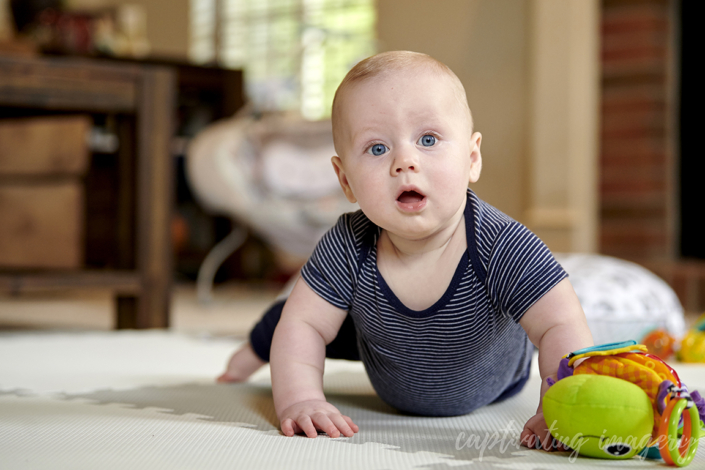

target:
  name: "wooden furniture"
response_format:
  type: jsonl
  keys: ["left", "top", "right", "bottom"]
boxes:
{"left": 0, "top": 55, "right": 175, "bottom": 328}
{"left": 0, "top": 116, "right": 89, "bottom": 269}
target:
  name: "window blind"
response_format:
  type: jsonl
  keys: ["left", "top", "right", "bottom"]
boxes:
{"left": 189, "top": 0, "right": 376, "bottom": 119}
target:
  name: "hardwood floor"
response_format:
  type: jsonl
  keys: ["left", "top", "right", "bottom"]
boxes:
{"left": 0, "top": 282, "right": 280, "bottom": 337}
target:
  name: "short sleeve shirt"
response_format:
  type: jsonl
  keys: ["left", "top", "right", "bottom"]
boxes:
{"left": 301, "top": 189, "right": 566, "bottom": 416}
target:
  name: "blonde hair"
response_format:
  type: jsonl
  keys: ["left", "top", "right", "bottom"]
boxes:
{"left": 331, "top": 51, "right": 473, "bottom": 149}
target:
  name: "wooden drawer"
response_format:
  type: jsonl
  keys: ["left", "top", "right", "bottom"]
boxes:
{"left": 0, "top": 116, "right": 90, "bottom": 176}
{"left": 0, "top": 182, "right": 84, "bottom": 268}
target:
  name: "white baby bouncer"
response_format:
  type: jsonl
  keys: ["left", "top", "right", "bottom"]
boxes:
{"left": 186, "top": 108, "right": 358, "bottom": 302}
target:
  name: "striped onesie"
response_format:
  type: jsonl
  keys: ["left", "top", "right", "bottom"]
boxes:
{"left": 252, "top": 189, "right": 566, "bottom": 416}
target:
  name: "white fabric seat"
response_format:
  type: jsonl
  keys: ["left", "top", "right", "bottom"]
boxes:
{"left": 186, "top": 112, "right": 357, "bottom": 301}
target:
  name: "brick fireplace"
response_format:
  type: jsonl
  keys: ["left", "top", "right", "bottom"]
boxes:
{"left": 600, "top": 0, "right": 705, "bottom": 312}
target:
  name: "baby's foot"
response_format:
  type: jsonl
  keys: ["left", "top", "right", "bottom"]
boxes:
{"left": 217, "top": 343, "right": 267, "bottom": 383}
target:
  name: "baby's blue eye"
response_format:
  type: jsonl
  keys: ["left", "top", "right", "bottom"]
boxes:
{"left": 368, "top": 144, "right": 388, "bottom": 156}
{"left": 419, "top": 135, "right": 436, "bottom": 147}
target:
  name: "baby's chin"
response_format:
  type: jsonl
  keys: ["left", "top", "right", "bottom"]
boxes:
{"left": 358, "top": 198, "right": 458, "bottom": 232}
{"left": 380, "top": 218, "right": 455, "bottom": 242}
{"left": 393, "top": 210, "right": 468, "bottom": 241}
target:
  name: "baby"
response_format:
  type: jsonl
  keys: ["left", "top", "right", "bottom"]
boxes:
{"left": 219, "top": 51, "right": 593, "bottom": 450}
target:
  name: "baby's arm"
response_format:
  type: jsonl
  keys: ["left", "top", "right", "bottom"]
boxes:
{"left": 518, "top": 278, "right": 593, "bottom": 450}
{"left": 270, "top": 277, "right": 359, "bottom": 438}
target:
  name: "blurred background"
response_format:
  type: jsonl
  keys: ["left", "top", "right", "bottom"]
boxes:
{"left": 0, "top": 0, "right": 702, "bottom": 340}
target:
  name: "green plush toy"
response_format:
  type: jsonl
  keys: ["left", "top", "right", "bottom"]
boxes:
{"left": 542, "top": 341, "right": 703, "bottom": 466}
{"left": 543, "top": 374, "right": 654, "bottom": 459}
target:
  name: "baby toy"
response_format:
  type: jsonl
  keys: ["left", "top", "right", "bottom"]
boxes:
{"left": 642, "top": 328, "right": 677, "bottom": 359}
{"left": 543, "top": 341, "right": 705, "bottom": 466}
{"left": 679, "top": 314, "right": 705, "bottom": 363}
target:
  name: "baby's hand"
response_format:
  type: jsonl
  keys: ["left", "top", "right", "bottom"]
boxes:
{"left": 279, "top": 399, "right": 359, "bottom": 438}
{"left": 520, "top": 412, "right": 568, "bottom": 452}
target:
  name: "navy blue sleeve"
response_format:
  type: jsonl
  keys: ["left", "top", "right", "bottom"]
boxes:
{"left": 300, "top": 213, "right": 360, "bottom": 310}
{"left": 485, "top": 221, "right": 567, "bottom": 322}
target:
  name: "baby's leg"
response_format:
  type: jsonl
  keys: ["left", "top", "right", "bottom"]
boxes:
{"left": 217, "top": 299, "right": 285, "bottom": 383}
{"left": 217, "top": 297, "right": 359, "bottom": 382}
{"left": 217, "top": 342, "right": 266, "bottom": 383}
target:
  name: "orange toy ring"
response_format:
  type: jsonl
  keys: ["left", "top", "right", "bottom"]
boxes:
{"left": 657, "top": 398, "right": 700, "bottom": 466}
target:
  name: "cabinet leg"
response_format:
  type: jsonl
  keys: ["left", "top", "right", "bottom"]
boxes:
{"left": 115, "top": 296, "right": 138, "bottom": 329}
{"left": 115, "top": 289, "right": 169, "bottom": 329}
{"left": 135, "top": 67, "right": 174, "bottom": 331}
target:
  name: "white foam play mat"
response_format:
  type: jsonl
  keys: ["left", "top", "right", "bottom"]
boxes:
{"left": 2, "top": 331, "right": 705, "bottom": 469}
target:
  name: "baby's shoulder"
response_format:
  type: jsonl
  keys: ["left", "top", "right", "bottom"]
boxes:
{"left": 469, "top": 191, "right": 547, "bottom": 266}
{"left": 469, "top": 191, "right": 518, "bottom": 242}
{"left": 333, "top": 209, "right": 378, "bottom": 243}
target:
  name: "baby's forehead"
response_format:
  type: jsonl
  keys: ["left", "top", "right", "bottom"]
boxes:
{"left": 351, "top": 65, "right": 452, "bottom": 93}
{"left": 333, "top": 67, "right": 471, "bottom": 136}
{"left": 337, "top": 67, "right": 464, "bottom": 117}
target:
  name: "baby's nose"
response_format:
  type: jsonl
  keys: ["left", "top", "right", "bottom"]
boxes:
{"left": 393, "top": 152, "right": 419, "bottom": 174}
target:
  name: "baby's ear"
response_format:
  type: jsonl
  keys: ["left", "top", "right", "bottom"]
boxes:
{"left": 468, "top": 132, "right": 482, "bottom": 183}
{"left": 331, "top": 156, "right": 358, "bottom": 203}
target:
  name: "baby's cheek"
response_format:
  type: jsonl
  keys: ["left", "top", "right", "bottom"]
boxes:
{"left": 436, "top": 173, "right": 467, "bottom": 197}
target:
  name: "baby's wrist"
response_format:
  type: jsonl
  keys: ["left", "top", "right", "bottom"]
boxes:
{"left": 274, "top": 391, "right": 327, "bottom": 416}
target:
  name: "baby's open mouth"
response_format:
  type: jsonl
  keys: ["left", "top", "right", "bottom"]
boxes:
{"left": 397, "top": 190, "right": 425, "bottom": 204}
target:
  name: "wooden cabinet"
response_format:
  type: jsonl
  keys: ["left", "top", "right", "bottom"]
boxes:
{"left": 0, "top": 115, "right": 90, "bottom": 175}
{"left": 0, "top": 115, "right": 89, "bottom": 269}
{"left": 0, "top": 181, "right": 84, "bottom": 268}
{"left": 0, "top": 55, "right": 175, "bottom": 329}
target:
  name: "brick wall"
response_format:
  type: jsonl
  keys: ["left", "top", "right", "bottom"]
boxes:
{"left": 600, "top": 0, "right": 671, "bottom": 260}
{"left": 600, "top": 0, "right": 705, "bottom": 312}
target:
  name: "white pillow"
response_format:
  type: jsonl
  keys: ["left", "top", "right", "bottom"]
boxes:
{"left": 554, "top": 253, "right": 686, "bottom": 345}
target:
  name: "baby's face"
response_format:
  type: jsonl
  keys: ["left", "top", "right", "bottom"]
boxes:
{"left": 332, "top": 68, "right": 482, "bottom": 240}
